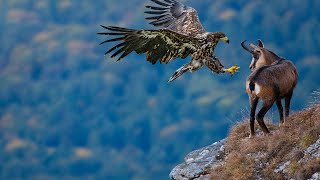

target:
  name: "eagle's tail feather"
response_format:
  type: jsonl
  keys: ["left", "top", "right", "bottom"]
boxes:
{"left": 167, "top": 64, "right": 190, "bottom": 82}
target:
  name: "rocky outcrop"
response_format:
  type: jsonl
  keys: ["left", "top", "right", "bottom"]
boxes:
{"left": 169, "top": 139, "right": 226, "bottom": 180}
{"left": 170, "top": 137, "right": 320, "bottom": 180}
{"left": 170, "top": 105, "right": 320, "bottom": 180}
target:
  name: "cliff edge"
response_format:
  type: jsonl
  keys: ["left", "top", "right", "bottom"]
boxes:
{"left": 170, "top": 104, "right": 320, "bottom": 180}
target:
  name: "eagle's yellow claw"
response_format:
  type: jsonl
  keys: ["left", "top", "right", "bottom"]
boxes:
{"left": 223, "top": 65, "right": 240, "bottom": 77}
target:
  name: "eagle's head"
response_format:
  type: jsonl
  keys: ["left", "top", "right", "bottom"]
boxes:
{"left": 209, "top": 32, "right": 229, "bottom": 44}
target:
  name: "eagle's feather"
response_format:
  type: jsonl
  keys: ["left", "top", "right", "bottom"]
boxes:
{"left": 98, "top": 25, "right": 199, "bottom": 64}
{"left": 145, "top": 0, "right": 206, "bottom": 36}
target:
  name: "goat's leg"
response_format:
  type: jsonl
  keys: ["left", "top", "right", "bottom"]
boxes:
{"left": 256, "top": 100, "right": 274, "bottom": 134}
{"left": 249, "top": 97, "right": 259, "bottom": 138}
{"left": 285, "top": 91, "right": 293, "bottom": 120}
{"left": 275, "top": 100, "right": 284, "bottom": 126}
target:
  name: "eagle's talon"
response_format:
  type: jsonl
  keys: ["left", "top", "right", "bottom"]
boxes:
{"left": 223, "top": 65, "right": 240, "bottom": 76}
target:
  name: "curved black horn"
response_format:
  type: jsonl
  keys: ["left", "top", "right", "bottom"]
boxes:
{"left": 241, "top": 40, "right": 253, "bottom": 53}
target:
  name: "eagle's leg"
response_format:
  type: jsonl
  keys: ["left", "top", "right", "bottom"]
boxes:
{"left": 206, "top": 56, "right": 225, "bottom": 74}
{"left": 167, "top": 63, "right": 192, "bottom": 82}
{"left": 207, "top": 56, "right": 240, "bottom": 76}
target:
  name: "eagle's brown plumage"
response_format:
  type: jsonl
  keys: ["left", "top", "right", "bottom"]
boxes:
{"left": 98, "top": 26, "right": 199, "bottom": 64}
{"left": 98, "top": 0, "right": 239, "bottom": 82}
{"left": 145, "top": 0, "right": 206, "bottom": 37}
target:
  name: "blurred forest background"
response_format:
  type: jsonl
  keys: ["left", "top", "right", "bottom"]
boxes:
{"left": 0, "top": 0, "right": 319, "bottom": 179}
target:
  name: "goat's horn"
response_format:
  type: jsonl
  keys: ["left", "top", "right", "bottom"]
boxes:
{"left": 241, "top": 40, "right": 253, "bottom": 53}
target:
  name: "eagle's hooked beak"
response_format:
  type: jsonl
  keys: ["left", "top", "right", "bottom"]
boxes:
{"left": 220, "top": 37, "right": 230, "bottom": 44}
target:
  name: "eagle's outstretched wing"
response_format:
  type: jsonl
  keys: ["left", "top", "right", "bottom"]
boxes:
{"left": 145, "top": 0, "right": 206, "bottom": 36}
{"left": 98, "top": 25, "right": 199, "bottom": 64}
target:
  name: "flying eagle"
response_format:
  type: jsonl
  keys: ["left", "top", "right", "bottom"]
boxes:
{"left": 98, "top": 0, "right": 239, "bottom": 82}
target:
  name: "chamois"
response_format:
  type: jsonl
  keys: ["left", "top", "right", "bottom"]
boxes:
{"left": 241, "top": 40, "right": 298, "bottom": 138}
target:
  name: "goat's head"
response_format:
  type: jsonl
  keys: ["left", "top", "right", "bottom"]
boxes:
{"left": 241, "top": 39, "right": 278, "bottom": 71}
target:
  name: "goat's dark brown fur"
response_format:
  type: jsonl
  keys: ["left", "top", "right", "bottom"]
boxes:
{"left": 242, "top": 40, "right": 298, "bottom": 138}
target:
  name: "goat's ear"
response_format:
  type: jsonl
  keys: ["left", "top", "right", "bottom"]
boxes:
{"left": 258, "top": 39, "right": 264, "bottom": 48}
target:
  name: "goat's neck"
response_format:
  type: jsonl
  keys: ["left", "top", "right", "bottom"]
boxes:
{"left": 264, "top": 50, "right": 282, "bottom": 65}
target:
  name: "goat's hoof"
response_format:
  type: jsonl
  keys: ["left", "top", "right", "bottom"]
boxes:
{"left": 279, "top": 122, "right": 286, "bottom": 127}
{"left": 249, "top": 134, "right": 255, "bottom": 139}
{"left": 263, "top": 132, "right": 271, "bottom": 136}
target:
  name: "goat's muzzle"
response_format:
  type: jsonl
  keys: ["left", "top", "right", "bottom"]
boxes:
{"left": 249, "top": 65, "right": 255, "bottom": 71}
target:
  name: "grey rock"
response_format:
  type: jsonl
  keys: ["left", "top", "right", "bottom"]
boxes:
{"left": 169, "top": 139, "right": 226, "bottom": 180}
{"left": 304, "top": 137, "right": 320, "bottom": 158}
{"left": 308, "top": 172, "right": 320, "bottom": 180}
{"left": 274, "top": 161, "right": 291, "bottom": 174}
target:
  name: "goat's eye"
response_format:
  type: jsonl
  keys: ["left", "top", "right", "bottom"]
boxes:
{"left": 253, "top": 54, "right": 259, "bottom": 59}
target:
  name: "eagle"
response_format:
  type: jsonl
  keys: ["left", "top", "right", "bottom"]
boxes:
{"left": 98, "top": 0, "right": 240, "bottom": 82}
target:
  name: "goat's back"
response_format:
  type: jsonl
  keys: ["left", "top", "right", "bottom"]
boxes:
{"left": 246, "top": 60, "right": 298, "bottom": 99}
